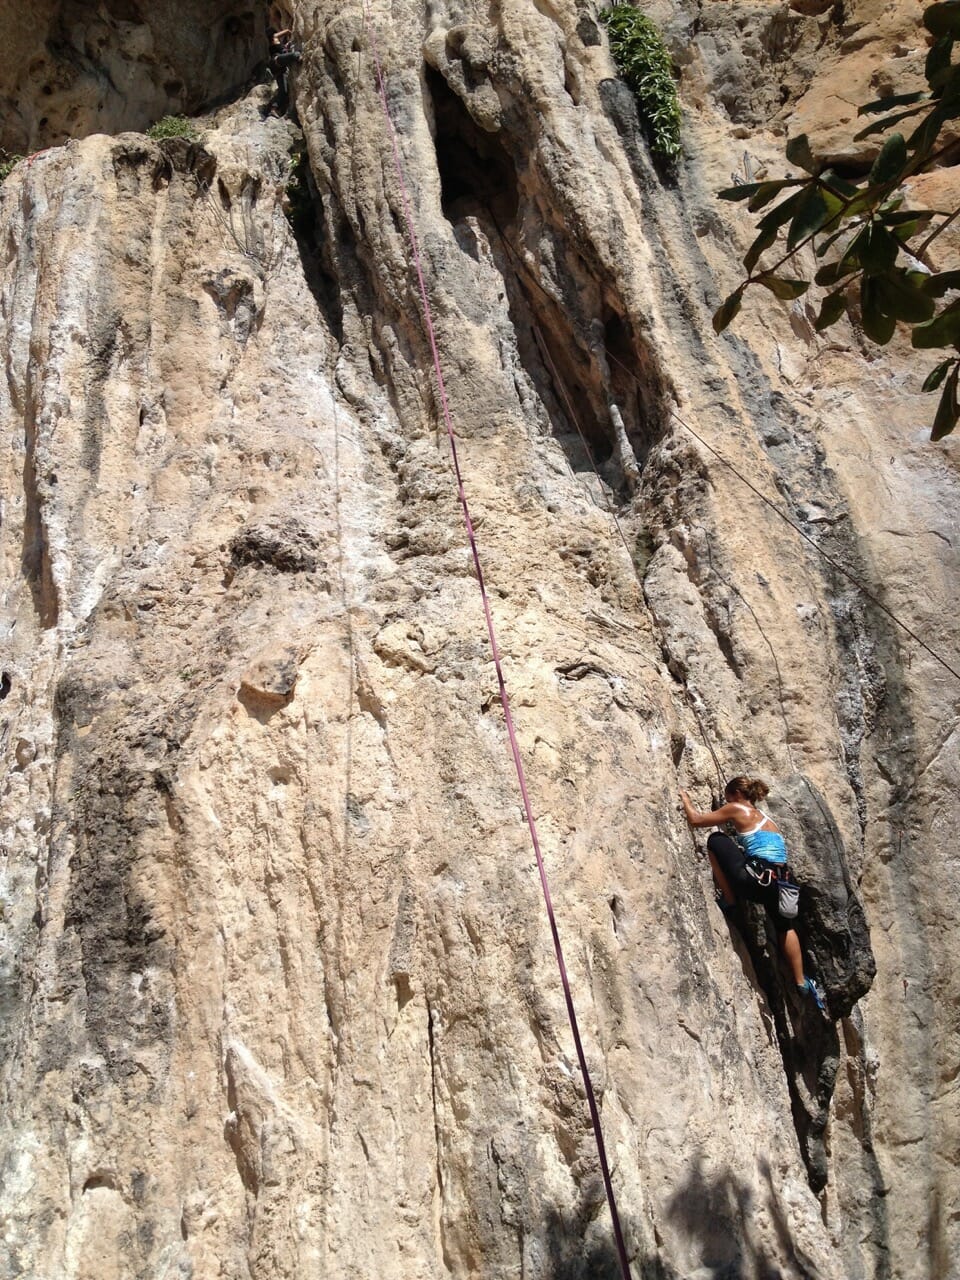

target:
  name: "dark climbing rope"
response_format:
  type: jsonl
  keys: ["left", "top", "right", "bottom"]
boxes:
{"left": 359, "top": 8, "right": 634, "bottom": 1277}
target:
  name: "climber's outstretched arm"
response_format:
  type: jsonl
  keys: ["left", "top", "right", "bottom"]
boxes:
{"left": 679, "top": 789, "right": 741, "bottom": 829}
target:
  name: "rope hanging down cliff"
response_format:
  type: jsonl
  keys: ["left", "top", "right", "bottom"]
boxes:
{"left": 358, "top": 7, "right": 634, "bottom": 1279}
{"left": 486, "top": 215, "right": 960, "bottom": 690}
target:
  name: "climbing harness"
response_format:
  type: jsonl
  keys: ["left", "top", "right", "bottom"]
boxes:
{"left": 742, "top": 857, "right": 799, "bottom": 918}
{"left": 358, "top": 8, "right": 633, "bottom": 1277}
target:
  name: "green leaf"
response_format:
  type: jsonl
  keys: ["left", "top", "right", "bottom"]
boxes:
{"left": 931, "top": 365, "right": 960, "bottom": 439}
{"left": 922, "top": 358, "right": 953, "bottom": 391}
{"left": 859, "top": 222, "right": 900, "bottom": 274}
{"left": 912, "top": 300, "right": 960, "bottom": 348}
{"left": 842, "top": 187, "right": 888, "bottom": 218}
{"left": 815, "top": 225, "right": 855, "bottom": 260}
{"left": 743, "top": 226, "right": 777, "bottom": 273}
{"left": 839, "top": 223, "right": 870, "bottom": 268}
{"left": 860, "top": 277, "right": 897, "bottom": 344}
{"left": 921, "top": 270, "right": 960, "bottom": 297}
{"left": 938, "top": 64, "right": 960, "bottom": 108}
{"left": 924, "top": 1, "right": 960, "bottom": 39}
{"left": 869, "top": 132, "right": 908, "bottom": 185}
{"left": 785, "top": 133, "right": 819, "bottom": 174}
{"left": 906, "top": 107, "right": 947, "bottom": 165}
{"left": 787, "top": 187, "right": 831, "bottom": 249}
{"left": 874, "top": 271, "right": 936, "bottom": 323}
{"left": 747, "top": 180, "right": 804, "bottom": 212}
{"left": 713, "top": 287, "right": 745, "bottom": 332}
{"left": 718, "top": 181, "right": 776, "bottom": 203}
{"left": 815, "top": 258, "right": 860, "bottom": 287}
{"left": 820, "top": 187, "right": 846, "bottom": 221}
{"left": 879, "top": 208, "right": 934, "bottom": 227}
{"left": 716, "top": 181, "right": 808, "bottom": 208}
{"left": 721, "top": 177, "right": 803, "bottom": 204}
{"left": 819, "top": 170, "right": 860, "bottom": 199}
{"left": 858, "top": 91, "right": 927, "bottom": 116}
{"left": 814, "top": 289, "right": 848, "bottom": 332}
{"left": 756, "top": 274, "right": 810, "bottom": 300}
{"left": 925, "top": 36, "right": 954, "bottom": 90}
{"left": 757, "top": 186, "right": 810, "bottom": 234}
{"left": 854, "top": 105, "right": 929, "bottom": 141}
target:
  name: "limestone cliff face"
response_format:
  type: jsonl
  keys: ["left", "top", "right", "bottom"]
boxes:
{"left": 0, "top": 2, "right": 957, "bottom": 1278}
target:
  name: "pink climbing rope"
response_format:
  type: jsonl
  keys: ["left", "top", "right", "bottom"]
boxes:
{"left": 359, "top": 6, "right": 633, "bottom": 1276}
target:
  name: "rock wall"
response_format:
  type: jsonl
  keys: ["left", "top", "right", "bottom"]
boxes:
{"left": 0, "top": 1, "right": 957, "bottom": 1278}
{"left": 0, "top": 0, "right": 265, "bottom": 155}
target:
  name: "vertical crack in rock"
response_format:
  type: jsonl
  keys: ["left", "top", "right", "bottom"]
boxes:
{"left": 641, "top": 515, "right": 876, "bottom": 1191}
{"left": 284, "top": 141, "right": 345, "bottom": 345}
{"left": 426, "top": 997, "right": 453, "bottom": 1271}
{"left": 21, "top": 400, "right": 59, "bottom": 629}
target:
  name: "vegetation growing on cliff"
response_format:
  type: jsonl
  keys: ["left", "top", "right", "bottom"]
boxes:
{"left": 0, "top": 151, "right": 23, "bottom": 181}
{"left": 714, "top": 1, "right": 960, "bottom": 439}
{"left": 601, "top": 5, "right": 681, "bottom": 166}
{"left": 147, "top": 115, "right": 198, "bottom": 142}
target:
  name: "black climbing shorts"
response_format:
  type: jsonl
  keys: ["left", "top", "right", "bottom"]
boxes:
{"left": 707, "top": 832, "right": 795, "bottom": 931}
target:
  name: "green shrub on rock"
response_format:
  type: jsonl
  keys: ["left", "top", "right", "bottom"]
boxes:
{"left": 0, "top": 152, "right": 24, "bottom": 181}
{"left": 601, "top": 5, "right": 682, "bottom": 166}
{"left": 147, "top": 115, "right": 198, "bottom": 142}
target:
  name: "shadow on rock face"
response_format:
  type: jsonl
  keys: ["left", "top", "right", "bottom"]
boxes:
{"left": 664, "top": 1154, "right": 824, "bottom": 1279}
{"left": 544, "top": 1207, "right": 680, "bottom": 1280}
{"left": 770, "top": 773, "right": 876, "bottom": 1017}
{"left": 544, "top": 1210, "right": 623, "bottom": 1280}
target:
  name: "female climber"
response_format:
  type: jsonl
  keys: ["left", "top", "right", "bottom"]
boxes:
{"left": 679, "top": 776, "right": 827, "bottom": 1015}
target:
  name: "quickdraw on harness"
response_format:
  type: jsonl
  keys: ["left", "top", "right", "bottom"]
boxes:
{"left": 359, "top": 6, "right": 633, "bottom": 1278}
{"left": 743, "top": 857, "right": 799, "bottom": 919}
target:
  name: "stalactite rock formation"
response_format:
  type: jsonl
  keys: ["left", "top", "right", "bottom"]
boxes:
{"left": 0, "top": 1, "right": 957, "bottom": 1278}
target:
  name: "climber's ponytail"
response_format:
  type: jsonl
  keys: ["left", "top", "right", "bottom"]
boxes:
{"left": 724, "top": 776, "right": 769, "bottom": 804}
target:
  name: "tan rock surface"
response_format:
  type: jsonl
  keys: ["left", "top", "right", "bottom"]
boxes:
{"left": 0, "top": 0, "right": 266, "bottom": 155}
{"left": 0, "top": 2, "right": 957, "bottom": 1278}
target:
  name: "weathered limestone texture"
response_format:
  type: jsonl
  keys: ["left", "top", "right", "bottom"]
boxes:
{"left": 0, "top": 1, "right": 957, "bottom": 1278}
{"left": 0, "top": 0, "right": 266, "bottom": 155}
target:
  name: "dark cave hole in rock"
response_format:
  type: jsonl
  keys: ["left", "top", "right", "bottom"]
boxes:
{"left": 510, "top": 284, "right": 666, "bottom": 494}
{"left": 524, "top": 302, "right": 616, "bottom": 471}
{"left": 82, "top": 1173, "right": 118, "bottom": 1194}
{"left": 284, "top": 143, "right": 344, "bottom": 345}
{"left": 424, "top": 67, "right": 613, "bottom": 472}
{"left": 424, "top": 63, "right": 666, "bottom": 498}
{"left": 0, "top": 671, "right": 10, "bottom": 699}
{"left": 425, "top": 65, "right": 519, "bottom": 226}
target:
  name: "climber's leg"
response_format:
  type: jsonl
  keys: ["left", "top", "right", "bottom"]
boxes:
{"left": 779, "top": 927, "right": 805, "bottom": 986}
{"left": 706, "top": 831, "right": 748, "bottom": 906}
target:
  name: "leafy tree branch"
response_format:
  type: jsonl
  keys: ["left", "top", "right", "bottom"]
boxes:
{"left": 714, "top": 0, "right": 960, "bottom": 440}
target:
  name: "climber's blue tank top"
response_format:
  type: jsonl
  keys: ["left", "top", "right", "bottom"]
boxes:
{"left": 733, "top": 804, "right": 789, "bottom": 865}
{"left": 739, "top": 827, "right": 788, "bottom": 865}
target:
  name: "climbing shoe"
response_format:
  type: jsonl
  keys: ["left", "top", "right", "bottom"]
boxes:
{"left": 798, "top": 977, "right": 828, "bottom": 1017}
